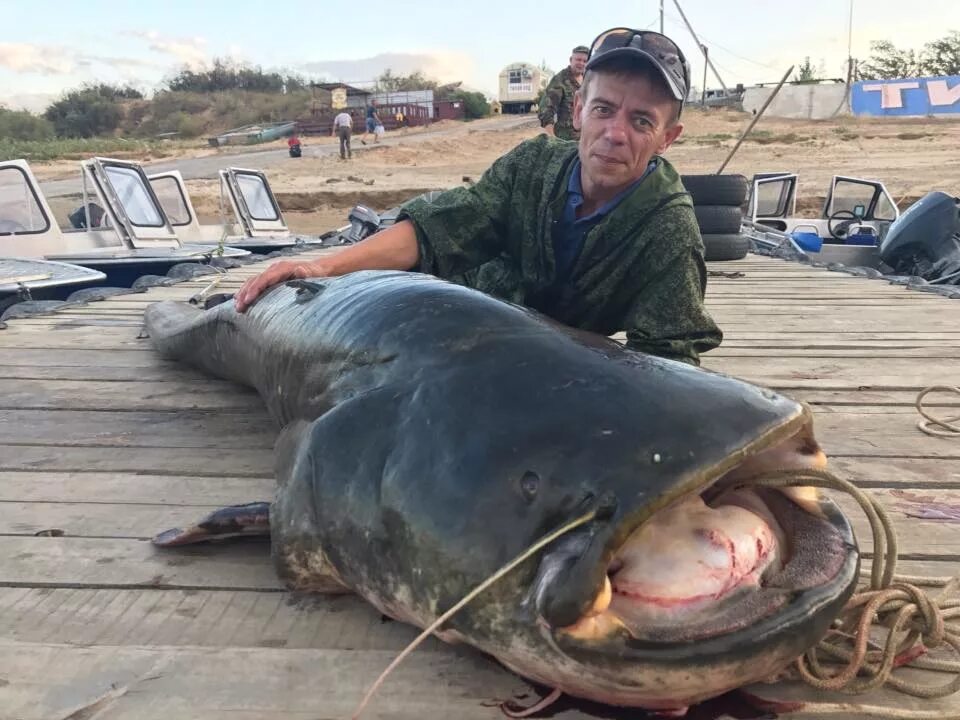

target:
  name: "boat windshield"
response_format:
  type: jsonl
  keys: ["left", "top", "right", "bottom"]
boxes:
{"left": 0, "top": 165, "right": 50, "bottom": 234}
{"left": 236, "top": 173, "right": 279, "bottom": 221}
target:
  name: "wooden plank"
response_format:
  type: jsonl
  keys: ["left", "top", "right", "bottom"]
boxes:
{"left": 0, "top": 536, "right": 281, "bottom": 590}
{"left": 0, "top": 588, "right": 421, "bottom": 651}
{"left": 0, "top": 409, "right": 276, "bottom": 449}
{"left": 0, "top": 481, "right": 960, "bottom": 559}
{"left": 711, "top": 347, "right": 960, "bottom": 358}
{"left": 0, "top": 471, "right": 273, "bottom": 504}
{"left": 0, "top": 446, "right": 274, "bottom": 477}
{"left": 0, "top": 641, "right": 525, "bottom": 720}
{"left": 4, "top": 486, "right": 960, "bottom": 559}
{"left": 0, "top": 407, "right": 957, "bottom": 458}
{"left": 0, "top": 378, "right": 263, "bottom": 411}
{"left": 705, "top": 356, "right": 960, "bottom": 387}
{"left": 790, "top": 388, "right": 960, "bottom": 406}
{"left": 0, "top": 364, "right": 206, "bottom": 381}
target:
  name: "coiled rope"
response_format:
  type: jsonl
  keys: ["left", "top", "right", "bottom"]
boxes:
{"left": 915, "top": 386, "right": 960, "bottom": 438}
{"left": 748, "top": 468, "right": 960, "bottom": 718}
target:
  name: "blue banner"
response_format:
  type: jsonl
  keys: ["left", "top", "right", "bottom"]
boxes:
{"left": 852, "top": 75, "right": 960, "bottom": 116}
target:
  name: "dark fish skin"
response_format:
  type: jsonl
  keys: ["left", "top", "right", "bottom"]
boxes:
{"left": 145, "top": 270, "right": 858, "bottom": 709}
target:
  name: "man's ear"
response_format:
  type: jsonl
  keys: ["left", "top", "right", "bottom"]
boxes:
{"left": 572, "top": 90, "right": 583, "bottom": 132}
{"left": 658, "top": 122, "right": 684, "bottom": 154}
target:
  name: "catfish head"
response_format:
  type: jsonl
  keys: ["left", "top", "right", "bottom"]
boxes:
{"left": 387, "top": 334, "right": 859, "bottom": 713}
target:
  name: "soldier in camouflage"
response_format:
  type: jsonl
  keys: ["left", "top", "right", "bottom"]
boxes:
{"left": 236, "top": 27, "right": 722, "bottom": 366}
{"left": 538, "top": 45, "right": 589, "bottom": 141}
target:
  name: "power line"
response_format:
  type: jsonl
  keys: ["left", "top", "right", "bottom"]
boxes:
{"left": 663, "top": 13, "right": 779, "bottom": 70}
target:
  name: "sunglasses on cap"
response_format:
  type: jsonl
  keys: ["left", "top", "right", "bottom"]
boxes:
{"left": 586, "top": 28, "right": 691, "bottom": 111}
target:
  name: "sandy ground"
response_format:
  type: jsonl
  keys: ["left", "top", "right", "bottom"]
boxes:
{"left": 186, "top": 110, "right": 960, "bottom": 234}
{"left": 32, "top": 111, "right": 958, "bottom": 234}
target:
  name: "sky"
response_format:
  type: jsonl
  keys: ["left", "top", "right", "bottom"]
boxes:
{"left": 1, "top": 0, "right": 958, "bottom": 113}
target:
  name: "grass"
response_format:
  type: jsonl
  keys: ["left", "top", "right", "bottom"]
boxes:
{"left": 0, "top": 136, "right": 202, "bottom": 163}
{"left": 895, "top": 131, "right": 933, "bottom": 140}
{"left": 746, "top": 131, "right": 811, "bottom": 145}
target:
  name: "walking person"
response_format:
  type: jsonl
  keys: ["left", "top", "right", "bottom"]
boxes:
{"left": 332, "top": 110, "right": 353, "bottom": 160}
{"left": 539, "top": 44, "right": 590, "bottom": 141}
{"left": 360, "top": 99, "right": 381, "bottom": 145}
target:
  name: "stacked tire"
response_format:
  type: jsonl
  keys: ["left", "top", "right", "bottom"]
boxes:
{"left": 681, "top": 174, "right": 750, "bottom": 261}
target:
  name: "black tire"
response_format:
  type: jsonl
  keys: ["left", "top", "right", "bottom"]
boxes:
{"left": 694, "top": 205, "right": 742, "bottom": 234}
{"left": 702, "top": 233, "right": 750, "bottom": 262}
{"left": 681, "top": 174, "right": 749, "bottom": 206}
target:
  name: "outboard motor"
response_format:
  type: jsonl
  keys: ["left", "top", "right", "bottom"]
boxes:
{"left": 342, "top": 204, "right": 381, "bottom": 244}
{"left": 880, "top": 191, "right": 960, "bottom": 284}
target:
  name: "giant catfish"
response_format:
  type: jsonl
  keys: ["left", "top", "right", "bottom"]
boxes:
{"left": 145, "top": 270, "right": 858, "bottom": 712}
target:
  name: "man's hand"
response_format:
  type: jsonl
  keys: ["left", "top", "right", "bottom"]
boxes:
{"left": 235, "top": 260, "right": 322, "bottom": 313}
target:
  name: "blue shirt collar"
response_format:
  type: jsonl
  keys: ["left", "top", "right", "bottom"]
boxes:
{"left": 566, "top": 157, "right": 658, "bottom": 223}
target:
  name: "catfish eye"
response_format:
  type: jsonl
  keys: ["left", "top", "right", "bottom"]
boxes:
{"left": 519, "top": 471, "right": 540, "bottom": 501}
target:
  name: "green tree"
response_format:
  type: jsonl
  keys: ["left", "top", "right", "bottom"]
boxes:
{"left": 0, "top": 107, "right": 55, "bottom": 141}
{"left": 43, "top": 85, "right": 134, "bottom": 137}
{"left": 375, "top": 69, "right": 439, "bottom": 92}
{"left": 450, "top": 90, "right": 490, "bottom": 119}
{"left": 795, "top": 57, "right": 816, "bottom": 82}
{"left": 859, "top": 40, "right": 919, "bottom": 80}
{"left": 166, "top": 58, "right": 304, "bottom": 93}
{"left": 920, "top": 30, "right": 960, "bottom": 76}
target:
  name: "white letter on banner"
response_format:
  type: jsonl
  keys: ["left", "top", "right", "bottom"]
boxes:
{"left": 926, "top": 80, "right": 960, "bottom": 108}
{"left": 861, "top": 81, "right": 921, "bottom": 109}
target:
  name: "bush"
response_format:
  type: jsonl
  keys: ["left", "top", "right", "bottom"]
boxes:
{"left": 451, "top": 90, "right": 490, "bottom": 119}
{"left": 0, "top": 107, "right": 55, "bottom": 141}
{"left": 44, "top": 90, "right": 121, "bottom": 138}
{"left": 166, "top": 58, "right": 306, "bottom": 93}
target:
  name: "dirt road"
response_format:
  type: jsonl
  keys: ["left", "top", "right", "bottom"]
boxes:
{"left": 33, "top": 110, "right": 960, "bottom": 234}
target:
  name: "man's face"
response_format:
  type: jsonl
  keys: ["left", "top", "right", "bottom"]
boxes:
{"left": 569, "top": 52, "right": 588, "bottom": 75}
{"left": 572, "top": 70, "right": 683, "bottom": 196}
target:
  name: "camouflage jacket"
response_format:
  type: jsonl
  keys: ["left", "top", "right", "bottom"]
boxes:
{"left": 538, "top": 67, "right": 581, "bottom": 141}
{"left": 397, "top": 135, "right": 723, "bottom": 365}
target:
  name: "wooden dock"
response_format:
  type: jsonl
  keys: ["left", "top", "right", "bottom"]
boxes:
{"left": 2, "top": 251, "right": 959, "bottom": 719}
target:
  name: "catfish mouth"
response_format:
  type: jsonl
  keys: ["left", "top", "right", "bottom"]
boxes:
{"left": 551, "top": 417, "right": 859, "bottom": 647}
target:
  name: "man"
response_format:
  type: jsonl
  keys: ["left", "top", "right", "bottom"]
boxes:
{"left": 538, "top": 45, "right": 589, "bottom": 141}
{"left": 236, "top": 28, "right": 721, "bottom": 365}
{"left": 332, "top": 110, "right": 352, "bottom": 160}
{"left": 359, "top": 99, "right": 381, "bottom": 145}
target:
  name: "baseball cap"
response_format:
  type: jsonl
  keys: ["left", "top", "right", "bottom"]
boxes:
{"left": 585, "top": 28, "right": 690, "bottom": 108}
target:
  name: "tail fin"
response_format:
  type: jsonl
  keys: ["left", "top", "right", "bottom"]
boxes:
{"left": 152, "top": 502, "right": 270, "bottom": 546}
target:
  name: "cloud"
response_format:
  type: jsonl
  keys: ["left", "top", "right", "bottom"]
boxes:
{"left": 299, "top": 51, "right": 477, "bottom": 87}
{"left": 0, "top": 43, "right": 75, "bottom": 75}
{"left": 129, "top": 30, "right": 209, "bottom": 69}
{"left": 0, "top": 91, "right": 60, "bottom": 113}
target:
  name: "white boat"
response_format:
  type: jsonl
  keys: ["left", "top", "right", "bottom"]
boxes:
{"left": 0, "top": 158, "right": 249, "bottom": 287}
{"left": 743, "top": 173, "right": 900, "bottom": 269}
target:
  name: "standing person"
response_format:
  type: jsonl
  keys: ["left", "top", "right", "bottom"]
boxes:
{"left": 360, "top": 99, "right": 381, "bottom": 145}
{"left": 331, "top": 110, "right": 353, "bottom": 160}
{"left": 538, "top": 45, "right": 590, "bottom": 141}
{"left": 235, "top": 28, "right": 721, "bottom": 366}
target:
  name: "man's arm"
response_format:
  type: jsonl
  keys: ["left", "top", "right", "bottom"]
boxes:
{"left": 622, "top": 247, "right": 722, "bottom": 365}
{"left": 618, "top": 207, "right": 723, "bottom": 365}
{"left": 396, "top": 138, "right": 526, "bottom": 279}
{"left": 537, "top": 74, "right": 564, "bottom": 131}
{"left": 234, "top": 220, "right": 419, "bottom": 312}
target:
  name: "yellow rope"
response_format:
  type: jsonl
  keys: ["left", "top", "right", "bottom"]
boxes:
{"left": 915, "top": 386, "right": 960, "bottom": 438}
{"left": 742, "top": 469, "right": 960, "bottom": 718}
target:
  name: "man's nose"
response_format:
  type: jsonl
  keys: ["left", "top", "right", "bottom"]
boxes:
{"left": 603, "top": 112, "right": 629, "bottom": 144}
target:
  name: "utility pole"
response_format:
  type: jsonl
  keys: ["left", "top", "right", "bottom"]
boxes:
{"left": 659, "top": 0, "right": 664, "bottom": 34}
{"left": 701, "top": 45, "right": 708, "bottom": 106}
{"left": 671, "top": 0, "right": 728, "bottom": 93}
{"left": 846, "top": 0, "right": 855, "bottom": 86}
